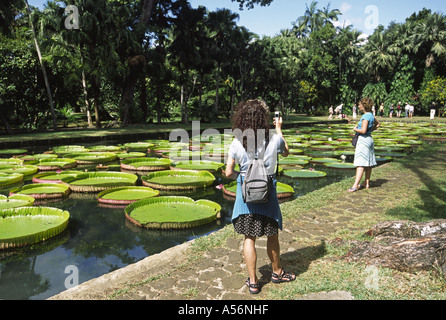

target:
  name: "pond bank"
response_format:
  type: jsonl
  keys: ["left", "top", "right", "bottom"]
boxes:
{"left": 49, "top": 142, "right": 446, "bottom": 300}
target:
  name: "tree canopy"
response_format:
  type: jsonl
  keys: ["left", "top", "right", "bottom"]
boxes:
{"left": 0, "top": 0, "right": 445, "bottom": 133}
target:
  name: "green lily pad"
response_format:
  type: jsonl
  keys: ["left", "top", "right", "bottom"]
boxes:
{"left": 0, "top": 206, "right": 69, "bottom": 249}
{"left": 63, "top": 152, "right": 117, "bottom": 164}
{"left": 124, "top": 196, "right": 221, "bottom": 229}
{"left": 142, "top": 170, "right": 215, "bottom": 190}
{"left": 61, "top": 172, "right": 138, "bottom": 193}
{"left": 52, "top": 145, "right": 88, "bottom": 155}
{"left": 32, "top": 171, "right": 81, "bottom": 184}
{"left": 171, "top": 160, "right": 224, "bottom": 173}
{"left": 37, "top": 158, "right": 77, "bottom": 171}
{"left": 309, "top": 157, "right": 340, "bottom": 164}
{"left": 0, "top": 165, "right": 38, "bottom": 176}
{"left": 324, "top": 162, "right": 356, "bottom": 170}
{"left": 0, "top": 149, "right": 28, "bottom": 157}
{"left": 88, "top": 145, "right": 122, "bottom": 152}
{"left": 0, "top": 172, "right": 24, "bottom": 187}
{"left": 97, "top": 186, "right": 159, "bottom": 205}
{"left": 223, "top": 181, "right": 294, "bottom": 199}
{"left": 115, "top": 152, "right": 147, "bottom": 159}
{"left": 10, "top": 183, "right": 70, "bottom": 199}
{"left": 0, "top": 194, "right": 35, "bottom": 210}
{"left": 121, "top": 157, "right": 172, "bottom": 171}
{"left": 123, "top": 142, "right": 154, "bottom": 152}
{"left": 283, "top": 169, "right": 327, "bottom": 179}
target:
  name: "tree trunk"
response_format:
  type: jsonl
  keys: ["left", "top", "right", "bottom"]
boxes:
{"left": 214, "top": 62, "right": 221, "bottom": 114}
{"left": 343, "top": 220, "right": 446, "bottom": 275}
{"left": 80, "top": 53, "right": 93, "bottom": 127}
{"left": 0, "top": 113, "right": 13, "bottom": 135}
{"left": 119, "top": 0, "right": 158, "bottom": 124}
{"left": 25, "top": 0, "right": 57, "bottom": 131}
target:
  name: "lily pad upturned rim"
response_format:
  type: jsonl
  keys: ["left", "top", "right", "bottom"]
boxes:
{"left": 0, "top": 172, "right": 24, "bottom": 187}
{"left": 9, "top": 183, "right": 71, "bottom": 199}
{"left": 37, "top": 158, "right": 77, "bottom": 171}
{"left": 124, "top": 196, "right": 221, "bottom": 229}
{"left": 0, "top": 194, "right": 35, "bottom": 210}
{"left": 120, "top": 157, "right": 172, "bottom": 171}
{"left": 62, "top": 152, "right": 117, "bottom": 164}
{"left": 61, "top": 171, "right": 138, "bottom": 193}
{"left": 0, "top": 206, "right": 69, "bottom": 250}
{"left": 283, "top": 169, "right": 327, "bottom": 179}
{"left": 222, "top": 181, "right": 295, "bottom": 199}
{"left": 97, "top": 186, "right": 160, "bottom": 205}
{"left": 141, "top": 170, "right": 215, "bottom": 190}
{"left": 32, "top": 171, "right": 81, "bottom": 184}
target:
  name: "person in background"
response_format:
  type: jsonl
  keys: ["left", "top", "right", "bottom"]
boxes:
{"left": 430, "top": 102, "right": 437, "bottom": 120}
{"left": 389, "top": 104, "right": 394, "bottom": 118}
{"left": 225, "top": 99, "right": 295, "bottom": 294}
{"left": 329, "top": 105, "right": 334, "bottom": 119}
{"left": 349, "top": 97, "right": 380, "bottom": 192}
{"left": 379, "top": 103, "right": 384, "bottom": 117}
{"left": 352, "top": 104, "right": 357, "bottom": 119}
{"left": 397, "top": 102, "right": 402, "bottom": 118}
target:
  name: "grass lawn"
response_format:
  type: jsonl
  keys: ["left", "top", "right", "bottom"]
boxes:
{"left": 190, "top": 141, "right": 446, "bottom": 300}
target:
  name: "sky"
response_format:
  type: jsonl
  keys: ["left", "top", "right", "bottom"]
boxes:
{"left": 28, "top": 0, "right": 446, "bottom": 37}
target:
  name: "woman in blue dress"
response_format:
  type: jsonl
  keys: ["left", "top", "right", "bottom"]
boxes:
{"left": 225, "top": 99, "right": 296, "bottom": 294}
{"left": 349, "top": 97, "right": 380, "bottom": 192}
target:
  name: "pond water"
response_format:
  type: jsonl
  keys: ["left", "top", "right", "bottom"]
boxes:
{"left": 0, "top": 141, "right": 357, "bottom": 300}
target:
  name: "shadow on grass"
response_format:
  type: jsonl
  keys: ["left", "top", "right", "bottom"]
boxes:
{"left": 386, "top": 143, "right": 446, "bottom": 221}
{"left": 258, "top": 241, "right": 327, "bottom": 286}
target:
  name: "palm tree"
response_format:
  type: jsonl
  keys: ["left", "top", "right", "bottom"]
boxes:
{"left": 361, "top": 26, "right": 397, "bottom": 82}
{"left": 206, "top": 8, "right": 240, "bottom": 114}
{"left": 412, "top": 12, "right": 446, "bottom": 68}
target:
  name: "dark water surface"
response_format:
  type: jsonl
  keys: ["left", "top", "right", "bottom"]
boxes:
{"left": 0, "top": 142, "right": 355, "bottom": 300}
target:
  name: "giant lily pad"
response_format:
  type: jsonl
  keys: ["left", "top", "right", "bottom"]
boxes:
{"left": 63, "top": 152, "right": 117, "bottom": 164}
{"left": 0, "top": 194, "right": 35, "bottom": 210}
{"left": 10, "top": 183, "right": 70, "bottom": 199}
{"left": 324, "top": 162, "right": 356, "bottom": 170}
{"left": 171, "top": 160, "right": 224, "bottom": 173}
{"left": 123, "top": 142, "right": 154, "bottom": 152}
{"left": 283, "top": 169, "right": 327, "bottom": 179}
{"left": 222, "top": 181, "right": 295, "bottom": 199}
{"left": 37, "top": 158, "right": 77, "bottom": 171}
{"left": 121, "top": 157, "right": 172, "bottom": 171}
{"left": 32, "top": 171, "right": 81, "bottom": 184}
{"left": 125, "top": 196, "right": 221, "bottom": 229}
{"left": 0, "top": 149, "right": 28, "bottom": 157}
{"left": 0, "top": 206, "right": 69, "bottom": 249}
{"left": 0, "top": 165, "right": 38, "bottom": 176}
{"left": 0, "top": 172, "right": 24, "bottom": 187}
{"left": 61, "top": 172, "right": 138, "bottom": 192}
{"left": 97, "top": 186, "right": 159, "bottom": 205}
{"left": 142, "top": 170, "right": 215, "bottom": 190}
{"left": 52, "top": 145, "right": 88, "bottom": 155}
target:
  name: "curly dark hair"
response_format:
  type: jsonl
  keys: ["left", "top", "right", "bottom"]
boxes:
{"left": 232, "top": 99, "right": 270, "bottom": 152}
{"left": 359, "top": 97, "right": 375, "bottom": 113}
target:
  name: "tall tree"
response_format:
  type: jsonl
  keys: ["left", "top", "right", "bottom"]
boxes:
{"left": 24, "top": 0, "right": 57, "bottom": 131}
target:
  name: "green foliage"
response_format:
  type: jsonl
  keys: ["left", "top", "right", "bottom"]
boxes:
{"left": 362, "top": 83, "right": 388, "bottom": 107}
{"left": 386, "top": 55, "right": 416, "bottom": 109}
{"left": 1, "top": 0, "right": 446, "bottom": 132}
{"left": 420, "top": 77, "right": 446, "bottom": 113}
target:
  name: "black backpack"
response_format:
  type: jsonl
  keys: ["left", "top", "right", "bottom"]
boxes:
{"left": 241, "top": 141, "right": 278, "bottom": 204}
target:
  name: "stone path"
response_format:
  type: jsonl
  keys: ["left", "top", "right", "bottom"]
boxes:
{"left": 51, "top": 166, "right": 409, "bottom": 301}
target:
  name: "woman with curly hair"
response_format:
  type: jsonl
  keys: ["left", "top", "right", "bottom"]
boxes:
{"left": 225, "top": 99, "right": 295, "bottom": 294}
{"left": 349, "top": 97, "right": 380, "bottom": 192}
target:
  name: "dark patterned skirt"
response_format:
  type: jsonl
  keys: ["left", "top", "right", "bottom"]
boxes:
{"left": 233, "top": 214, "right": 279, "bottom": 237}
